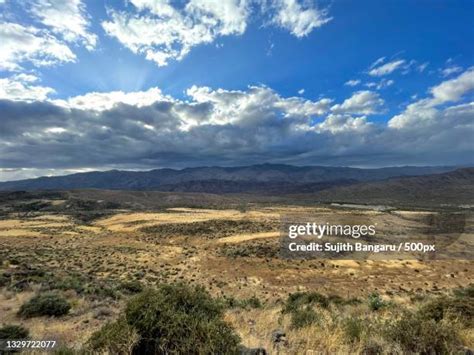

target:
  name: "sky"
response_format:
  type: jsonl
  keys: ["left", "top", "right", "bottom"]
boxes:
{"left": 0, "top": 0, "right": 473, "bottom": 181}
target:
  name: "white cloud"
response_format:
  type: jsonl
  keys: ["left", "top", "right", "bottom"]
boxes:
{"left": 29, "top": 0, "right": 97, "bottom": 50}
{"left": 344, "top": 79, "right": 360, "bottom": 87}
{"left": 298, "top": 88, "right": 305, "bottom": 94}
{"left": 103, "top": 0, "right": 331, "bottom": 66}
{"left": 441, "top": 65, "right": 463, "bottom": 77}
{"left": 369, "top": 56, "right": 385, "bottom": 69}
{"left": 185, "top": 85, "right": 331, "bottom": 128}
{"left": 369, "top": 59, "right": 405, "bottom": 77}
{"left": 0, "top": 22, "right": 76, "bottom": 71}
{"left": 430, "top": 67, "right": 474, "bottom": 104}
{"left": 54, "top": 87, "right": 171, "bottom": 111}
{"left": 389, "top": 68, "right": 474, "bottom": 129}
{"left": 102, "top": 0, "right": 250, "bottom": 67}
{"left": 269, "top": 0, "right": 331, "bottom": 38}
{"left": 316, "top": 114, "right": 372, "bottom": 134}
{"left": 331, "top": 90, "right": 384, "bottom": 115}
{"left": 417, "top": 62, "right": 429, "bottom": 72}
{"left": 0, "top": 74, "right": 55, "bottom": 101}
{"left": 365, "top": 78, "right": 394, "bottom": 90}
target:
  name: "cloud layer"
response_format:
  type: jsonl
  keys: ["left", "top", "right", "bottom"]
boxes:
{"left": 0, "top": 68, "right": 473, "bottom": 181}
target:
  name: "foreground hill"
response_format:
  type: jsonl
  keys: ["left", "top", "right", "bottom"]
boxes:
{"left": 0, "top": 164, "right": 456, "bottom": 192}
{"left": 306, "top": 167, "right": 474, "bottom": 207}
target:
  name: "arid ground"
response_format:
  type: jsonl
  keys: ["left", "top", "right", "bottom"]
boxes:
{"left": 0, "top": 197, "right": 473, "bottom": 353}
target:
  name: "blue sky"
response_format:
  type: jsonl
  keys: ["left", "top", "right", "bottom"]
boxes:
{"left": 0, "top": 0, "right": 473, "bottom": 180}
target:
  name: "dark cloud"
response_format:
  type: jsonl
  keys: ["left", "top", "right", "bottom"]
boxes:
{"left": 0, "top": 80, "right": 473, "bottom": 181}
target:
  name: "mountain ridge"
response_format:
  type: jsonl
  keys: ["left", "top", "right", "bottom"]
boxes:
{"left": 0, "top": 164, "right": 459, "bottom": 192}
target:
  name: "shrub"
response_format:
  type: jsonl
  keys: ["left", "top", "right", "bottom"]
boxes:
{"left": 419, "top": 296, "right": 474, "bottom": 326}
{"left": 119, "top": 280, "right": 143, "bottom": 294}
{"left": 89, "top": 283, "right": 241, "bottom": 354}
{"left": 18, "top": 293, "right": 70, "bottom": 318}
{"left": 88, "top": 317, "right": 139, "bottom": 354}
{"left": 383, "top": 311, "right": 460, "bottom": 354}
{"left": 0, "top": 325, "right": 29, "bottom": 339}
{"left": 343, "top": 317, "right": 365, "bottom": 343}
{"left": 223, "top": 295, "right": 262, "bottom": 309}
{"left": 283, "top": 291, "right": 329, "bottom": 314}
{"left": 368, "top": 292, "right": 386, "bottom": 311}
{"left": 290, "top": 307, "right": 319, "bottom": 329}
{"left": 453, "top": 283, "right": 474, "bottom": 298}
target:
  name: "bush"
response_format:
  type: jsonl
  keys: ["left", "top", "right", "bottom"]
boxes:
{"left": 290, "top": 307, "right": 319, "bottom": 329}
{"left": 89, "top": 283, "right": 241, "bottom": 354}
{"left": 88, "top": 317, "right": 139, "bottom": 354}
{"left": 419, "top": 296, "right": 474, "bottom": 326}
{"left": 453, "top": 283, "right": 474, "bottom": 298}
{"left": 223, "top": 295, "right": 262, "bottom": 309}
{"left": 283, "top": 291, "right": 329, "bottom": 314}
{"left": 383, "top": 311, "right": 461, "bottom": 354}
{"left": 343, "top": 317, "right": 365, "bottom": 343}
{"left": 368, "top": 292, "right": 386, "bottom": 311}
{"left": 0, "top": 325, "right": 29, "bottom": 339}
{"left": 18, "top": 293, "right": 70, "bottom": 318}
{"left": 119, "top": 280, "right": 143, "bottom": 294}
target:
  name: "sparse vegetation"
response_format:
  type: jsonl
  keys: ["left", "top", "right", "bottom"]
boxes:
{"left": 0, "top": 197, "right": 472, "bottom": 353}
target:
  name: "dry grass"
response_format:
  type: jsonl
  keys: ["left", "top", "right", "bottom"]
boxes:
{"left": 0, "top": 205, "right": 472, "bottom": 352}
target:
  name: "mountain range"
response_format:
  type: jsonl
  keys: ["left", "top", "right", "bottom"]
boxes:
{"left": 0, "top": 164, "right": 457, "bottom": 193}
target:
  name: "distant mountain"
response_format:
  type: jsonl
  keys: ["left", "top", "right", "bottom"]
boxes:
{"left": 306, "top": 167, "right": 474, "bottom": 207}
{"left": 0, "top": 164, "right": 458, "bottom": 193}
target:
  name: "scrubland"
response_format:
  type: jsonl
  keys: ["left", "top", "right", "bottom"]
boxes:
{"left": 0, "top": 197, "right": 472, "bottom": 354}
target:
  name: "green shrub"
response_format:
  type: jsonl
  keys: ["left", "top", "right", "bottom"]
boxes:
{"left": 242, "top": 295, "right": 262, "bottom": 309}
{"left": 419, "top": 296, "right": 474, "bottom": 326}
{"left": 18, "top": 293, "right": 70, "bottom": 318}
{"left": 88, "top": 317, "right": 139, "bottom": 354}
{"left": 0, "top": 325, "right": 29, "bottom": 339}
{"left": 343, "top": 317, "right": 365, "bottom": 342}
{"left": 119, "top": 280, "right": 143, "bottom": 294}
{"left": 223, "top": 295, "right": 262, "bottom": 309}
{"left": 383, "top": 311, "right": 460, "bottom": 354}
{"left": 290, "top": 307, "right": 319, "bottom": 329}
{"left": 283, "top": 291, "right": 329, "bottom": 314}
{"left": 453, "top": 284, "right": 474, "bottom": 298}
{"left": 368, "top": 292, "right": 386, "bottom": 311}
{"left": 89, "top": 283, "right": 241, "bottom": 354}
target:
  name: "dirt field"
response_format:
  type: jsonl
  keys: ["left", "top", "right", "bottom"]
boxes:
{"left": 0, "top": 205, "right": 472, "bottom": 353}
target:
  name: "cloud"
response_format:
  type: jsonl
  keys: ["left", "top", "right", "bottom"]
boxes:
{"left": 331, "top": 90, "right": 384, "bottom": 115}
{"left": 344, "top": 79, "right": 360, "bottom": 87}
{"left": 269, "top": 0, "right": 331, "bottom": 38}
{"left": 0, "top": 74, "right": 55, "bottom": 101}
{"left": 389, "top": 68, "right": 474, "bottom": 129}
{"left": 0, "top": 22, "right": 76, "bottom": 71}
{"left": 0, "top": 71, "right": 472, "bottom": 178}
{"left": 368, "top": 59, "right": 405, "bottom": 76}
{"left": 102, "top": 0, "right": 331, "bottom": 66}
{"left": 29, "top": 0, "right": 97, "bottom": 50}
{"left": 53, "top": 87, "right": 171, "bottom": 111}
{"left": 102, "top": 0, "right": 250, "bottom": 66}
{"left": 441, "top": 65, "right": 463, "bottom": 77}
{"left": 365, "top": 78, "right": 394, "bottom": 90}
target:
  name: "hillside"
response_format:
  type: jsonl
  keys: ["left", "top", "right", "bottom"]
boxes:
{"left": 0, "top": 164, "right": 456, "bottom": 192}
{"left": 304, "top": 167, "right": 474, "bottom": 207}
